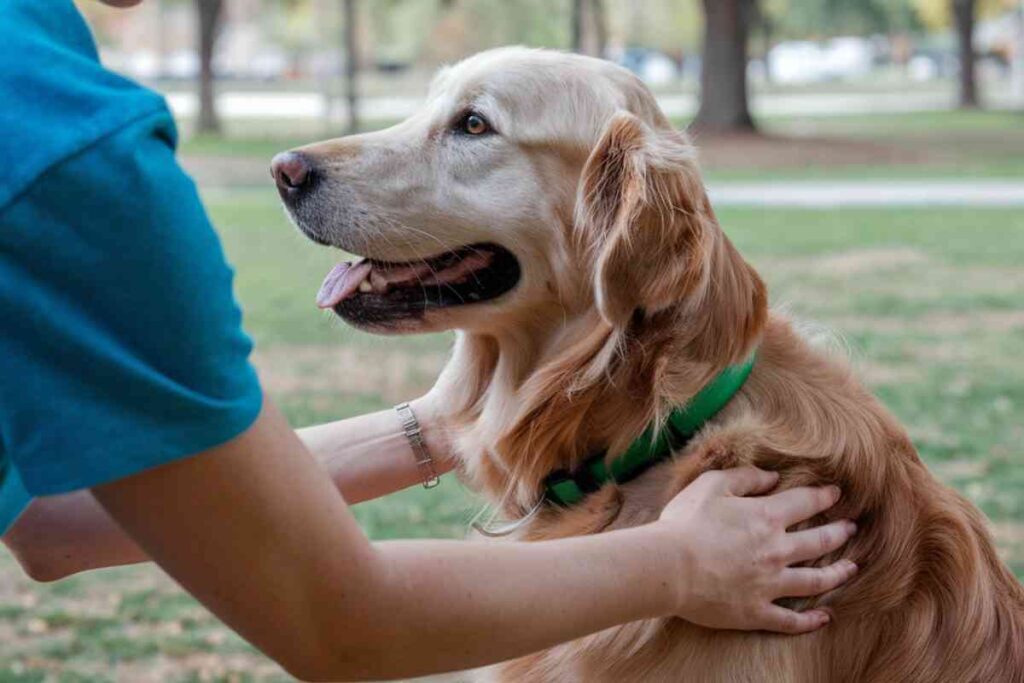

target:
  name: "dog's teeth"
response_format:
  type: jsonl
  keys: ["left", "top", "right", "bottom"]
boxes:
{"left": 358, "top": 280, "right": 373, "bottom": 293}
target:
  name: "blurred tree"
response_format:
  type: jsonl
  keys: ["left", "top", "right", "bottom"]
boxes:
{"left": 271, "top": 0, "right": 317, "bottom": 76}
{"left": 607, "top": 0, "right": 702, "bottom": 53}
{"left": 571, "top": 0, "right": 608, "bottom": 56}
{"left": 593, "top": 0, "right": 608, "bottom": 56}
{"left": 368, "top": 0, "right": 447, "bottom": 64}
{"left": 765, "top": 0, "right": 920, "bottom": 37}
{"left": 343, "top": 0, "right": 359, "bottom": 133}
{"left": 913, "top": 0, "right": 1009, "bottom": 109}
{"left": 196, "top": 0, "right": 224, "bottom": 134}
{"left": 455, "top": 0, "right": 571, "bottom": 55}
{"left": 572, "top": 0, "right": 585, "bottom": 50}
{"left": 953, "top": 0, "right": 979, "bottom": 107}
{"left": 693, "top": 0, "right": 757, "bottom": 133}
{"left": 756, "top": 1, "right": 777, "bottom": 80}
{"left": 912, "top": 0, "right": 1007, "bottom": 27}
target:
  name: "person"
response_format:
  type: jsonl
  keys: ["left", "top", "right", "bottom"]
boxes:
{"left": 0, "top": 1, "right": 858, "bottom": 680}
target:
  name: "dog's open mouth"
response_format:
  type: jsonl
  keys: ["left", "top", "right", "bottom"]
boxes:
{"left": 316, "top": 243, "right": 521, "bottom": 325}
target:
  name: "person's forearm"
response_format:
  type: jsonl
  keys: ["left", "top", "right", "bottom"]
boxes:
{"left": 297, "top": 396, "right": 454, "bottom": 503}
{"left": 2, "top": 396, "right": 452, "bottom": 579}
{"left": 88, "top": 399, "right": 683, "bottom": 681}
{"left": 89, "top": 399, "right": 851, "bottom": 681}
{"left": 2, "top": 489, "right": 148, "bottom": 580}
{"left": 335, "top": 527, "right": 675, "bottom": 680}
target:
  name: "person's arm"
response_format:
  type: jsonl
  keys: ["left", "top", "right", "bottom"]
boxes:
{"left": 88, "top": 397, "right": 855, "bottom": 681}
{"left": 299, "top": 395, "right": 453, "bottom": 504}
{"left": 2, "top": 395, "right": 451, "bottom": 580}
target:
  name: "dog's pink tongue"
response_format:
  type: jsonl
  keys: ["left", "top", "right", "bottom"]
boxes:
{"left": 317, "top": 260, "right": 372, "bottom": 309}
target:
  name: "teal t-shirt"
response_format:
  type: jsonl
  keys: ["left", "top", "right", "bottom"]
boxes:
{"left": 0, "top": 0, "right": 263, "bottom": 532}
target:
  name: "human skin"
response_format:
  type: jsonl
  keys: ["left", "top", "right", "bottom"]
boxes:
{"left": 3, "top": 397, "right": 454, "bottom": 579}
{"left": 5, "top": 394, "right": 857, "bottom": 681}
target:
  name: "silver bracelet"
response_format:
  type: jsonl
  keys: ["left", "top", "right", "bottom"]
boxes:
{"left": 394, "top": 402, "right": 440, "bottom": 489}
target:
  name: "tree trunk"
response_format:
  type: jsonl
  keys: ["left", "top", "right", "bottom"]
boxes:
{"left": 693, "top": 0, "right": 756, "bottom": 134}
{"left": 317, "top": 0, "right": 334, "bottom": 133}
{"left": 759, "top": 7, "right": 773, "bottom": 84}
{"left": 572, "top": 0, "right": 607, "bottom": 57}
{"left": 196, "top": 0, "right": 224, "bottom": 135}
{"left": 592, "top": 0, "right": 607, "bottom": 58}
{"left": 343, "top": 0, "right": 359, "bottom": 134}
{"left": 571, "top": 0, "right": 585, "bottom": 53}
{"left": 953, "top": 0, "right": 979, "bottom": 109}
{"left": 1013, "top": 0, "right": 1024, "bottom": 101}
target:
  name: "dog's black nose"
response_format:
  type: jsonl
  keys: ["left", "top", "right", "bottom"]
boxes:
{"left": 271, "top": 151, "right": 313, "bottom": 200}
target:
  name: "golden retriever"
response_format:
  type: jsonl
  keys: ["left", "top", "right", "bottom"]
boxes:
{"left": 276, "top": 47, "right": 1024, "bottom": 682}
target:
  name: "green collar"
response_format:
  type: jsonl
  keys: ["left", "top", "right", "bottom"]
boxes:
{"left": 543, "top": 354, "right": 757, "bottom": 507}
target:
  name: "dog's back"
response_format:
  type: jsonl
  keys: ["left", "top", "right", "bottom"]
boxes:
{"left": 488, "top": 317, "right": 1024, "bottom": 683}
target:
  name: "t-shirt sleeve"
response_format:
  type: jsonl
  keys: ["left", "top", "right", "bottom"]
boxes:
{"left": 0, "top": 110, "right": 263, "bottom": 496}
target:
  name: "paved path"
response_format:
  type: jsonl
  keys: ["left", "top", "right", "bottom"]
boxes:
{"left": 166, "top": 89, "right": 1023, "bottom": 121}
{"left": 188, "top": 156, "right": 1024, "bottom": 209}
{"left": 707, "top": 180, "right": 1024, "bottom": 207}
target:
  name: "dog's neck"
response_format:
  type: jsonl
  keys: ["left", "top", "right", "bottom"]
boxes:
{"left": 437, "top": 306, "right": 740, "bottom": 514}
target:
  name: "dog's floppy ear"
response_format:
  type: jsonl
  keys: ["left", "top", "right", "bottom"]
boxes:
{"left": 576, "top": 112, "right": 767, "bottom": 364}
{"left": 576, "top": 112, "right": 707, "bottom": 327}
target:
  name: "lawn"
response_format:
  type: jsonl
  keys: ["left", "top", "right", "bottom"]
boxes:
{"left": 700, "top": 110, "right": 1024, "bottom": 181}
{"left": 1, "top": 189, "right": 1021, "bottom": 681}
{"left": 179, "top": 109, "right": 1024, "bottom": 185}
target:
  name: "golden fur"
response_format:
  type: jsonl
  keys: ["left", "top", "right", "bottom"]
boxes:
{"left": 296, "top": 48, "right": 1024, "bottom": 682}
{"left": 434, "top": 67, "right": 1024, "bottom": 683}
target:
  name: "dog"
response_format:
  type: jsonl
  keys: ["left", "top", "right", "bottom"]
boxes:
{"left": 274, "top": 47, "right": 1024, "bottom": 682}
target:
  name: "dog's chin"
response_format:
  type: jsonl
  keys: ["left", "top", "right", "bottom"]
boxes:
{"left": 321, "top": 242, "right": 522, "bottom": 335}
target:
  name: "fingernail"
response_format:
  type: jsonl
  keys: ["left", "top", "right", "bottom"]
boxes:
{"left": 819, "top": 612, "right": 831, "bottom": 625}
{"left": 830, "top": 486, "right": 841, "bottom": 502}
{"left": 846, "top": 520, "right": 857, "bottom": 535}
{"left": 845, "top": 560, "right": 859, "bottom": 574}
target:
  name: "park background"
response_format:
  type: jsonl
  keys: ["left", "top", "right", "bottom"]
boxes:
{"left": 2, "top": 0, "right": 1023, "bottom": 680}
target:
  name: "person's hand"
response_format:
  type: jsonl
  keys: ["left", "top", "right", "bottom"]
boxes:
{"left": 655, "top": 467, "right": 857, "bottom": 634}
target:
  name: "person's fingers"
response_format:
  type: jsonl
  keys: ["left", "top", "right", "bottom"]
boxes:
{"left": 755, "top": 605, "right": 831, "bottom": 634}
{"left": 783, "top": 520, "right": 857, "bottom": 564}
{"left": 715, "top": 466, "right": 780, "bottom": 497}
{"left": 776, "top": 560, "right": 859, "bottom": 598}
{"left": 762, "top": 485, "right": 841, "bottom": 528}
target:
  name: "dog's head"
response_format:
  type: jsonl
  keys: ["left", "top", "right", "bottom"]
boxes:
{"left": 276, "top": 47, "right": 759, "bottom": 344}
{"left": 277, "top": 47, "right": 767, "bottom": 507}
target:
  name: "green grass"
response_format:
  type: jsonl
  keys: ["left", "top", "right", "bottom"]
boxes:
{"left": 182, "top": 109, "right": 1024, "bottom": 183}
{"left": 181, "top": 133, "right": 314, "bottom": 160}
{"left": 759, "top": 109, "right": 1024, "bottom": 136}
{"left": 180, "top": 118, "right": 399, "bottom": 159}
{"left": 1, "top": 187, "right": 1021, "bottom": 679}
{"left": 704, "top": 110, "right": 1024, "bottom": 181}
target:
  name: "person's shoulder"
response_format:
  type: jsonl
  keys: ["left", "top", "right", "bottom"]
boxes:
{"left": 0, "top": 0, "right": 169, "bottom": 210}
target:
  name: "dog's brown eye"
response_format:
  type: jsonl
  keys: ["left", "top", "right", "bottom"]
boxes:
{"left": 461, "top": 112, "right": 490, "bottom": 136}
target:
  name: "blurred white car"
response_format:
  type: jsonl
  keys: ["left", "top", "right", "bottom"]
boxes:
{"left": 165, "top": 49, "right": 199, "bottom": 80}
{"left": 821, "top": 37, "right": 875, "bottom": 80}
{"left": 638, "top": 51, "right": 679, "bottom": 84}
{"left": 768, "top": 41, "right": 827, "bottom": 84}
{"left": 118, "top": 49, "right": 160, "bottom": 80}
{"left": 769, "top": 38, "right": 876, "bottom": 83}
